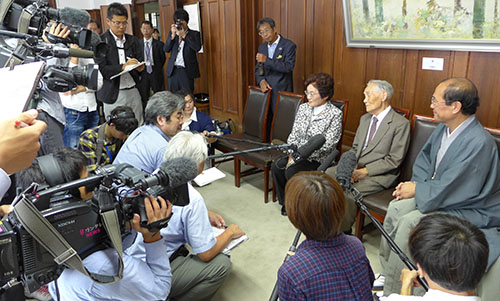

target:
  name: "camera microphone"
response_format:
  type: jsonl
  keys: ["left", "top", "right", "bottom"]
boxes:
{"left": 134, "top": 157, "right": 199, "bottom": 191}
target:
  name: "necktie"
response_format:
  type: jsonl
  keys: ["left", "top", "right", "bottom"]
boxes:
{"left": 145, "top": 41, "right": 152, "bottom": 74}
{"left": 365, "top": 117, "right": 378, "bottom": 147}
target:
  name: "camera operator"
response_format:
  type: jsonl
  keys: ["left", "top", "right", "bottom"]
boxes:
{"left": 164, "top": 8, "right": 201, "bottom": 93}
{"left": 125, "top": 131, "right": 245, "bottom": 300}
{"left": 60, "top": 20, "right": 104, "bottom": 149}
{"left": 48, "top": 195, "right": 173, "bottom": 301}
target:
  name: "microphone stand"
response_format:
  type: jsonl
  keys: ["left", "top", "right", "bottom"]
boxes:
{"left": 206, "top": 134, "right": 271, "bottom": 147}
{"left": 207, "top": 144, "right": 293, "bottom": 160}
{"left": 347, "top": 185, "right": 429, "bottom": 291}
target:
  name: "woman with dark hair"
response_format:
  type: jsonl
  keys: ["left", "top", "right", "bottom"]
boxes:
{"left": 278, "top": 171, "right": 374, "bottom": 300}
{"left": 177, "top": 89, "right": 215, "bottom": 134}
{"left": 272, "top": 72, "right": 342, "bottom": 215}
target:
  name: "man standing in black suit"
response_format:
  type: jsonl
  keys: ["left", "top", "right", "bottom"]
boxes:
{"left": 95, "top": 2, "right": 144, "bottom": 124}
{"left": 255, "top": 17, "right": 296, "bottom": 114}
{"left": 138, "top": 20, "right": 166, "bottom": 108}
{"left": 164, "top": 8, "right": 202, "bottom": 93}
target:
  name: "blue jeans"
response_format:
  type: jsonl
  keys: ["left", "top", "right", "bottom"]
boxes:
{"left": 63, "top": 108, "right": 99, "bottom": 149}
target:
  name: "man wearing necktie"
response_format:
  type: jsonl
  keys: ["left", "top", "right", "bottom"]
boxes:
{"left": 138, "top": 20, "right": 166, "bottom": 108}
{"left": 328, "top": 80, "right": 410, "bottom": 233}
{"left": 164, "top": 8, "right": 201, "bottom": 93}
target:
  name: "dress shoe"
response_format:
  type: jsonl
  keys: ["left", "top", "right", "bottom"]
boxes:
{"left": 281, "top": 206, "right": 287, "bottom": 216}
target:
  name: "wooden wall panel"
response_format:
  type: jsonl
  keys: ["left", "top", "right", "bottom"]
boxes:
{"left": 158, "top": 0, "right": 176, "bottom": 90}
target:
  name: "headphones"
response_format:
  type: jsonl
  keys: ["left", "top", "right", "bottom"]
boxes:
{"left": 107, "top": 111, "right": 136, "bottom": 124}
{"left": 36, "top": 154, "right": 65, "bottom": 187}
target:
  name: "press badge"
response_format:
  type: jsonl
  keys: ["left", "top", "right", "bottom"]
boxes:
{"left": 118, "top": 47, "right": 126, "bottom": 64}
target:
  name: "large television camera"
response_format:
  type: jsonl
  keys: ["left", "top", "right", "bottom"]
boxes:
{"left": 0, "top": 158, "right": 198, "bottom": 294}
{"left": 0, "top": 0, "right": 105, "bottom": 93}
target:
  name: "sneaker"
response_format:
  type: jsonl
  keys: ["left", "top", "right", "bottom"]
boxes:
{"left": 373, "top": 274, "right": 385, "bottom": 290}
{"left": 25, "top": 284, "right": 52, "bottom": 301}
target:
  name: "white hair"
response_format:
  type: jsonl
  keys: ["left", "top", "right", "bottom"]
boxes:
{"left": 367, "top": 79, "right": 394, "bottom": 101}
{"left": 163, "top": 131, "right": 208, "bottom": 164}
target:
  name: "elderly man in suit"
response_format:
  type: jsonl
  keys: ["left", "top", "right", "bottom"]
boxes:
{"left": 330, "top": 80, "right": 411, "bottom": 233}
{"left": 164, "top": 8, "right": 201, "bottom": 93}
{"left": 255, "top": 17, "right": 296, "bottom": 115}
{"left": 138, "top": 20, "right": 166, "bottom": 108}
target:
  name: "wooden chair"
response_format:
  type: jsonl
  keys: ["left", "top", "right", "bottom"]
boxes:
{"left": 331, "top": 99, "right": 349, "bottom": 158}
{"left": 212, "top": 86, "right": 271, "bottom": 166}
{"left": 354, "top": 114, "right": 438, "bottom": 240}
{"left": 234, "top": 91, "right": 304, "bottom": 203}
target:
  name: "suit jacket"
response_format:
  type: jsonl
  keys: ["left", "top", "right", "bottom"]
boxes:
{"left": 96, "top": 30, "right": 144, "bottom": 104}
{"left": 139, "top": 38, "right": 166, "bottom": 87}
{"left": 350, "top": 108, "right": 410, "bottom": 189}
{"left": 164, "top": 29, "right": 201, "bottom": 79}
{"left": 255, "top": 36, "right": 296, "bottom": 108}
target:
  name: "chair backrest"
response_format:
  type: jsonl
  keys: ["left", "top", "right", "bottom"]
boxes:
{"left": 484, "top": 126, "right": 500, "bottom": 159}
{"left": 270, "top": 91, "right": 304, "bottom": 143}
{"left": 331, "top": 99, "right": 349, "bottom": 155}
{"left": 399, "top": 114, "right": 439, "bottom": 182}
{"left": 243, "top": 86, "right": 271, "bottom": 141}
{"left": 392, "top": 106, "right": 410, "bottom": 120}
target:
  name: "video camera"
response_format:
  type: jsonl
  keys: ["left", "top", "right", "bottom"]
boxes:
{"left": 0, "top": 158, "right": 197, "bottom": 294}
{"left": 1, "top": 0, "right": 92, "bottom": 48}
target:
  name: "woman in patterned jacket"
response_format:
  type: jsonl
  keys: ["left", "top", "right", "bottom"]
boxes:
{"left": 272, "top": 72, "right": 342, "bottom": 216}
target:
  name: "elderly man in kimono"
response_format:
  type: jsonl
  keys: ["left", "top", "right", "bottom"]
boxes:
{"left": 379, "top": 77, "right": 500, "bottom": 299}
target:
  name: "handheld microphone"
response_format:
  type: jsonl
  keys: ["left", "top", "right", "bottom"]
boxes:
{"left": 290, "top": 134, "right": 326, "bottom": 164}
{"left": 36, "top": 44, "right": 95, "bottom": 58}
{"left": 317, "top": 149, "right": 339, "bottom": 172}
{"left": 257, "top": 62, "right": 264, "bottom": 76}
{"left": 335, "top": 151, "right": 357, "bottom": 190}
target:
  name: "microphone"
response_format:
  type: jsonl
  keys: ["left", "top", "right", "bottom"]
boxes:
{"left": 257, "top": 62, "right": 264, "bottom": 76}
{"left": 289, "top": 134, "right": 326, "bottom": 165}
{"left": 35, "top": 43, "right": 95, "bottom": 58}
{"left": 335, "top": 151, "right": 357, "bottom": 190}
{"left": 55, "top": 7, "right": 91, "bottom": 28}
{"left": 317, "top": 149, "right": 339, "bottom": 172}
{"left": 135, "top": 158, "right": 199, "bottom": 190}
{"left": 90, "top": 31, "right": 106, "bottom": 58}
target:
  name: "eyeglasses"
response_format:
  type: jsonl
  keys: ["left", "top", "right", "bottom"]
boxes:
{"left": 258, "top": 28, "right": 272, "bottom": 36}
{"left": 110, "top": 20, "right": 128, "bottom": 27}
{"left": 431, "top": 97, "right": 447, "bottom": 105}
{"left": 304, "top": 90, "right": 318, "bottom": 97}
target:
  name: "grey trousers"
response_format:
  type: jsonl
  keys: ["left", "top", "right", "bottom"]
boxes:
{"left": 379, "top": 198, "right": 426, "bottom": 296}
{"left": 168, "top": 253, "right": 231, "bottom": 301}
{"left": 326, "top": 166, "right": 385, "bottom": 233}
{"left": 103, "top": 88, "right": 143, "bottom": 125}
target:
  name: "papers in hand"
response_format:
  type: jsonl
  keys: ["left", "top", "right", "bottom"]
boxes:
{"left": 212, "top": 226, "right": 248, "bottom": 255}
{"left": 110, "top": 61, "right": 145, "bottom": 80}
{"left": 193, "top": 167, "right": 226, "bottom": 187}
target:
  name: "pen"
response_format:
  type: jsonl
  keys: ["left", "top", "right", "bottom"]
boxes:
{"left": 15, "top": 120, "right": 29, "bottom": 129}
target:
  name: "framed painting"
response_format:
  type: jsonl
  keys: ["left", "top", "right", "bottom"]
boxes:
{"left": 342, "top": 0, "right": 500, "bottom": 52}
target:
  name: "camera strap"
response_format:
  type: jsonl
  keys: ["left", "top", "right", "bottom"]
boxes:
{"left": 12, "top": 195, "right": 125, "bottom": 284}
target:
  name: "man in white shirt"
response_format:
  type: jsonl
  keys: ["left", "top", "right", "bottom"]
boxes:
{"left": 384, "top": 213, "right": 487, "bottom": 301}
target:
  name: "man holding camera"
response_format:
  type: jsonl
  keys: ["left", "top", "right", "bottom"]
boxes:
{"left": 49, "top": 195, "right": 173, "bottom": 300}
{"left": 164, "top": 8, "right": 201, "bottom": 93}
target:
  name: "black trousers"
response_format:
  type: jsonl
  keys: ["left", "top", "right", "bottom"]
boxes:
{"left": 272, "top": 156, "right": 320, "bottom": 206}
{"left": 138, "top": 70, "right": 165, "bottom": 108}
{"left": 168, "top": 66, "right": 194, "bottom": 93}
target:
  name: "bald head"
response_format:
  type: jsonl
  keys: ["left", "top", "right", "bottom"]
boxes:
{"left": 439, "top": 78, "right": 479, "bottom": 116}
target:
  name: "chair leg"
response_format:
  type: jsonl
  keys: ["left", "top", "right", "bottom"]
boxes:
{"left": 234, "top": 157, "right": 241, "bottom": 187}
{"left": 354, "top": 208, "right": 365, "bottom": 240}
{"left": 264, "top": 167, "right": 269, "bottom": 203}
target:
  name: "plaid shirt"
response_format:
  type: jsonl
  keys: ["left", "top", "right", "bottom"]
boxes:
{"left": 78, "top": 124, "right": 121, "bottom": 171}
{"left": 278, "top": 234, "right": 374, "bottom": 300}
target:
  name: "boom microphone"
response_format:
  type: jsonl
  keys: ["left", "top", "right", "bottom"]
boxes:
{"left": 335, "top": 151, "right": 357, "bottom": 189}
{"left": 55, "top": 7, "right": 91, "bottom": 28}
{"left": 317, "top": 149, "right": 339, "bottom": 172}
{"left": 291, "top": 134, "right": 326, "bottom": 163}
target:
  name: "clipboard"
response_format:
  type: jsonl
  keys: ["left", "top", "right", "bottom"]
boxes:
{"left": 0, "top": 61, "right": 46, "bottom": 120}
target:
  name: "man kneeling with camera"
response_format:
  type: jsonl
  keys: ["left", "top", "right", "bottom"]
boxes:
{"left": 49, "top": 195, "right": 173, "bottom": 300}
